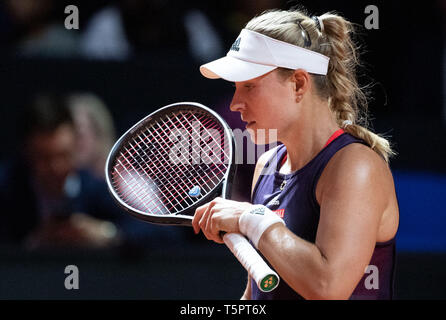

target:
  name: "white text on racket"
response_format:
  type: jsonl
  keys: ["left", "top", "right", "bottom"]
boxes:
{"left": 168, "top": 121, "right": 278, "bottom": 166}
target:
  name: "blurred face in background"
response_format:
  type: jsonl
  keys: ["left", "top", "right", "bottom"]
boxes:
{"left": 6, "top": 0, "right": 53, "bottom": 27}
{"left": 25, "top": 124, "right": 76, "bottom": 196}
{"left": 71, "top": 106, "right": 98, "bottom": 170}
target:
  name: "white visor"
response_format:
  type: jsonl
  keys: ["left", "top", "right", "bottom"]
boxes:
{"left": 200, "top": 29, "right": 330, "bottom": 82}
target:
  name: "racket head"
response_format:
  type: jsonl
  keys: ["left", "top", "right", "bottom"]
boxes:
{"left": 105, "top": 102, "right": 236, "bottom": 226}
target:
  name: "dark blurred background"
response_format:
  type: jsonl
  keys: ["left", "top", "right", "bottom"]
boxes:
{"left": 0, "top": 0, "right": 445, "bottom": 299}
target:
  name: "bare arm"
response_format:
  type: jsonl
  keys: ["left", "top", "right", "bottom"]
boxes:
{"left": 240, "top": 276, "right": 251, "bottom": 300}
{"left": 257, "top": 145, "right": 390, "bottom": 299}
{"left": 193, "top": 145, "right": 392, "bottom": 299}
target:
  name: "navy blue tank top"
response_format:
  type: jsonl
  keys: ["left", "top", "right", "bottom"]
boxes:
{"left": 251, "top": 132, "right": 396, "bottom": 300}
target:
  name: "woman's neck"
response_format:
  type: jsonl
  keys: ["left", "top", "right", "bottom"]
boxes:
{"left": 279, "top": 99, "right": 340, "bottom": 174}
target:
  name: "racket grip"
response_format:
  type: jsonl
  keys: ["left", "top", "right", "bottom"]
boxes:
{"left": 223, "top": 232, "right": 279, "bottom": 292}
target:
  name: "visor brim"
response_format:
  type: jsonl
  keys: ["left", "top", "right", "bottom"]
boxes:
{"left": 200, "top": 56, "right": 277, "bottom": 82}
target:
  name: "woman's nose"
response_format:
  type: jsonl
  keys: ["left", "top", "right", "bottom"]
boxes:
{"left": 229, "top": 91, "right": 246, "bottom": 113}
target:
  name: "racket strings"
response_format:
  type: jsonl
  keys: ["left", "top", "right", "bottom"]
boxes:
{"left": 112, "top": 109, "right": 230, "bottom": 215}
{"left": 135, "top": 135, "right": 201, "bottom": 195}
{"left": 186, "top": 112, "right": 230, "bottom": 161}
{"left": 125, "top": 141, "right": 183, "bottom": 211}
{"left": 118, "top": 131, "right": 184, "bottom": 211}
{"left": 117, "top": 129, "right": 199, "bottom": 213}
{"left": 136, "top": 127, "right": 215, "bottom": 210}
{"left": 116, "top": 134, "right": 184, "bottom": 212}
{"left": 140, "top": 115, "right": 222, "bottom": 193}
{"left": 169, "top": 112, "right": 227, "bottom": 176}
{"left": 114, "top": 157, "right": 170, "bottom": 213}
{"left": 154, "top": 111, "right": 229, "bottom": 192}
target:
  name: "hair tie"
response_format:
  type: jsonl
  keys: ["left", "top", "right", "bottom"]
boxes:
{"left": 312, "top": 16, "right": 324, "bottom": 33}
{"left": 295, "top": 19, "right": 311, "bottom": 47}
{"left": 342, "top": 120, "right": 353, "bottom": 128}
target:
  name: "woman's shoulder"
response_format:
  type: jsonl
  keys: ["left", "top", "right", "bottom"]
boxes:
{"left": 318, "top": 141, "right": 399, "bottom": 242}
{"left": 328, "top": 142, "right": 392, "bottom": 180}
{"left": 334, "top": 142, "right": 389, "bottom": 169}
{"left": 316, "top": 142, "right": 394, "bottom": 204}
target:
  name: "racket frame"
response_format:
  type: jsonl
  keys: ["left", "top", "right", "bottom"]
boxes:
{"left": 105, "top": 102, "right": 236, "bottom": 226}
{"left": 105, "top": 101, "right": 280, "bottom": 293}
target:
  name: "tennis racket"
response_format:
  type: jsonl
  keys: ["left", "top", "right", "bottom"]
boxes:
{"left": 105, "top": 102, "right": 279, "bottom": 292}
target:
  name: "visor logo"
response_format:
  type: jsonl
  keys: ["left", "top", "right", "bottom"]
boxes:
{"left": 230, "top": 37, "right": 241, "bottom": 52}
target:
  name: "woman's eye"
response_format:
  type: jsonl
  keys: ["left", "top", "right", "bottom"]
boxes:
{"left": 232, "top": 83, "right": 254, "bottom": 90}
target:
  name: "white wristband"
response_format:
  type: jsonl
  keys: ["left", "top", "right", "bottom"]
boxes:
{"left": 239, "top": 205, "right": 285, "bottom": 248}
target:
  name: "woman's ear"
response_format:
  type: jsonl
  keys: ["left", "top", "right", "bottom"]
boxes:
{"left": 292, "top": 69, "right": 310, "bottom": 102}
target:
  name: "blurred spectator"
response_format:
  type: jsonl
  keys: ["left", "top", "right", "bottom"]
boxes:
{"left": 223, "top": 0, "right": 283, "bottom": 38}
{"left": 3, "top": 0, "right": 79, "bottom": 58}
{"left": 0, "top": 93, "right": 121, "bottom": 249}
{"left": 80, "top": 0, "right": 224, "bottom": 62}
{"left": 67, "top": 93, "right": 116, "bottom": 179}
{"left": 66, "top": 92, "right": 194, "bottom": 246}
{"left": 1, "top": 0, "right": 225, "bottom": 62}
{"left": 79, "top": 4, "right": 130, "bottom": 60}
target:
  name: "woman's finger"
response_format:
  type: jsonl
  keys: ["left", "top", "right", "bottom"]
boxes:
{"left": 192, "top": 202, "right": 210, "bottom": 234}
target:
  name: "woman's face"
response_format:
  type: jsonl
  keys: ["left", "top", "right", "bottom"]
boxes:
{"left": 229, "top": 69, "right": 298, "bottom": 144}
{"left": 26, "top": 124, "right": 76, "bottom": 196}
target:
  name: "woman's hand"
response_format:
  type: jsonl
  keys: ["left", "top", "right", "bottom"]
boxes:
{"left": 192, "top": 197, "right": 253, "bottom": 244}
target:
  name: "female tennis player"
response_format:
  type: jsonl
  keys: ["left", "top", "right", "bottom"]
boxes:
{"left": 192, "top": 8, "right": 399, "bottom": 300}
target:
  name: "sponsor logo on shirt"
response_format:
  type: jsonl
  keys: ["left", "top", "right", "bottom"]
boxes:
{"left": 273, "top": 209, "right": 285, "bottom": 218}
{"left": 267, "top": 194, "right": 280, "bottom": 207}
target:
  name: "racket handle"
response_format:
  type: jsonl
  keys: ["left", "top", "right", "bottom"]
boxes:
{"left": 223, "top": 232, "right": 279, "bottom": 292}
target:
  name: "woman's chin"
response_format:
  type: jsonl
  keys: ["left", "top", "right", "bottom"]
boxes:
{"left": 248, "top": 129, "right": 279, "bottom": 146}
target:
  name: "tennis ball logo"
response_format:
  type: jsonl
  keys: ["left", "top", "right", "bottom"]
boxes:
{"left": 188, "top": 186, "right": 201, "bottom": 197}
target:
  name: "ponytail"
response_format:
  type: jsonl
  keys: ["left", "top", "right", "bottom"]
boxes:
{"left": 319, "top": 13, "right": 396, "bottom": 162}
{"left": 246, "top": 9, "right": 397, "bottom": 162}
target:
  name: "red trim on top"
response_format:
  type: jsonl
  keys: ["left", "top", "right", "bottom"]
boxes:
{"left": 323, "top": 128, "right": 345, "bottom": 148}
{"left": 280, "top": 129, "right": 345, "bottom": 167}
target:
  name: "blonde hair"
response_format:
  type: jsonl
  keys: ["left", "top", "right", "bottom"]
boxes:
{"left": 245, "top": 9, "right": 396, "bottom": 162}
